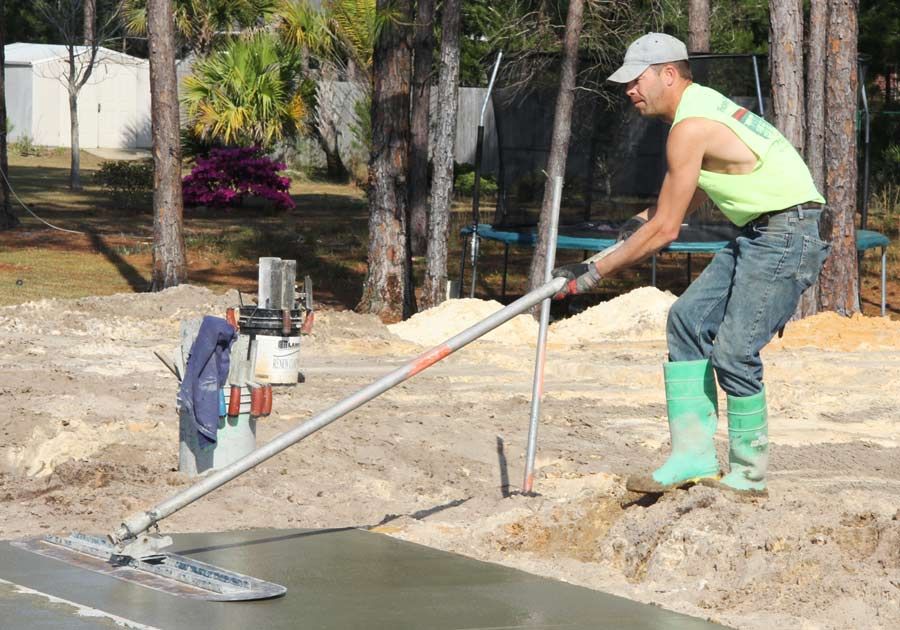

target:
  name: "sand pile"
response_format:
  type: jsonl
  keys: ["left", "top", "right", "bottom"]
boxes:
{"left": 0, "top": 285, "right": 237, "bottom": 339}
{"left": 770, "top": 312, "right": 900, "bottom": 352}
{"left": 550, "top": 286, "right": 676, "bottom": 344}
{"left": 5, "top": 419, "right": 168, "bottom": 478}
{"left": 388, "top": 299, "right": 538, "bottom": 347}
{"left": 311, "top": 309, "right": 419, "bottom": 355}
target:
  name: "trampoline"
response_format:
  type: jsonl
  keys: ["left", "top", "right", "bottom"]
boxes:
{"left": 857, "top": 229, "right": 891, "bottom": 316}
{"left": 456, "top": 53, "right": 891, "bottom": 316}
{"left": 460, "top": 223, "right": 890, "bottom": 316}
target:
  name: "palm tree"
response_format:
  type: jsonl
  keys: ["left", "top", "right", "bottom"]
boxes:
{"left": 276, "top": 0, "right": 392, "bottom": 179}
{"left": 123, "top": 0, "right": 277, "bottom": 55}
{"left": 181, "top": 32, "right": 307, "bottom": 146}
{"left": 278, "top": 0, "right": 389, "bottom": 87}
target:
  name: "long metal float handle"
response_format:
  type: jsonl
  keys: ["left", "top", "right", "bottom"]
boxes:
{"left": 109, "top": 275, "right": 569, "bottom": 545}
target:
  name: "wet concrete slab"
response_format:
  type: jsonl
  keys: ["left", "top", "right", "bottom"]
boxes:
{"left": 0, "top": 528, "right": 729, "bottom": 629}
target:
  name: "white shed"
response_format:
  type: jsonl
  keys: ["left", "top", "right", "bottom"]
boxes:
{"left": 4, "top": 43, "right": 152, "bottom": 150}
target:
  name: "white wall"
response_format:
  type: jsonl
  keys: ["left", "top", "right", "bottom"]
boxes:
{"left": 134, "top": 65, "right": 151, "bottom": 148}
{"left": 4, "top": 66, "right": 32, "bottom": 142}
{"left": 24, "top": 53, "right": 151, "bottom": 149}
{"left": 31, "top": 63, "right": 63, "bottom": 146}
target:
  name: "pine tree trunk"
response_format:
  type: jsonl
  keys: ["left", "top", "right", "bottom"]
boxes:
{"left": 409, "top": 0, "right": 435, "bottom": 256}
{"left": 68, "top": 89, "right": 82, "bottom": 191}
{"left": 770, "top": 0, "right": 814, "bottom": 319}
{"left": 770, "top": 0, "right": 805, "bottom": 153}
{"left": 83, "top": 0, "right": 95, "bottom": 45}
{"left": 796, "top": 0, "right": 828, "bottom": 317}
{"left": 527, "top": 0, "right": 584, "bottom": 294}
{"left": 818, "top": 0, "right": 859, "bottom": 315}
{"left": 688, "top": 0, "right": 711, "bottom": 53}
{"left": 421, "top": 0, "right": 460, "bottom": 309}
{"left": 148, "top": 0, "right": 187, "bottom": 290}
{"left": 358, "top": 0, "right": 413, "bottom": 321}
{"left": 0, "top": 4, "right": 16, "bottom": 231}
{"left": 806, "top": 0, "right": 827, "bottom": 192}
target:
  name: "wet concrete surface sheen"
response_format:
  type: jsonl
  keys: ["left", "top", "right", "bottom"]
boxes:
{"left": 0, "top": 528, "right": 729, "bottom": 629}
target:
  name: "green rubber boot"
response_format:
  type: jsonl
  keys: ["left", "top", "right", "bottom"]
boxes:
{"left": 626, "top": 359, "right": 720, "bottom": 493}
{"left": 718, "top": 388, "right": 768, "bottom": 495}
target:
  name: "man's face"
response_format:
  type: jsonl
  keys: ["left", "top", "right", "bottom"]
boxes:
{"left": 624, "top": 67, "right": 665, "bottom": 117}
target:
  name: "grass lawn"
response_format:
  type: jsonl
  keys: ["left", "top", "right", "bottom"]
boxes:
{"left": 0, "top": 148, "right": 895, "bottom": 319}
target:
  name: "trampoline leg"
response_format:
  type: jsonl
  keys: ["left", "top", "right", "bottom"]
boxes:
{"left": 501, "top": 243, "right": 510, "bottom": 299}
{"left": 882, "top": 247, "right": 887, "bottom": 317}
{"left": 458, "top": 236, "right": 469, "bottom": 299}
{"left": 857, "top": 252, "right": 863, "bottom": 312}
{"left": 470, "top": 234, "right": 480, "bottom": 299}
{"left": 651, "top": 255, "right": 657, "bottom": 287}
{"left": 687, "top": 253, "right": 692, "bottom": 284}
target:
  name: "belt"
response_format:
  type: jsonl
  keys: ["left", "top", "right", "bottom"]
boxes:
{"left": 752, "top": 202, "right": 825, "bottom": 225}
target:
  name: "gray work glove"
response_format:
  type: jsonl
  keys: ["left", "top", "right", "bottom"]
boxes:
{"left": 617, "top": 214, "right": 647, "bottom": 242}
{"left": 551, "top": 262, "right": 602, "bottom": 300}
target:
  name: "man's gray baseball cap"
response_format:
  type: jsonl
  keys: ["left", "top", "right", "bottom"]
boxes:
{"left": 607, "top": 33, "right": 689, "bottom": 83}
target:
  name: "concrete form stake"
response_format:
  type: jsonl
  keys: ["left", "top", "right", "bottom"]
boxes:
{"left": 522, "top": 176, "right": 563, "bottom": 493}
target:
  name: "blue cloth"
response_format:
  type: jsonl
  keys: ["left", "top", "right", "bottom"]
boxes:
{"left": 666, "top": 210, "right": 830, "bottom": 397}
{"left": 178, "top": 316, "right": 237, "bottom": 447}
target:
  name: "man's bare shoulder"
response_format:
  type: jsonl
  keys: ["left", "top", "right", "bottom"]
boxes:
{"left": 673, "top": 116, "right": 757, "bottom": 173}
{"left": 669, "top": 116, "right": 717, "bottom": 139}
{"left": 666, "top": 118, "right": 709, "bottom": 162}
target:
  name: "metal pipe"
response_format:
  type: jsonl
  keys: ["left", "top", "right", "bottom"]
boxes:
{"left": 110, "top": 274, "right": 569, "bottom": 544}
{"left": 469, "top": 52, "right": 503, "bottom": 299}
{"left": 523, "top": 177, "right": 563, "bottom": 493}
{"left": 480, "top": 52, "right": 502, "bottom": 127}
{"left": 501, "top": 243, "right": 510, "bottom": 299}
{"left": 458, "top": 233, "right": 469, "bottom": 299}
{"left": 752, "top": 55, "right": 765, "bottom": 117}
{"left": 469, "top": 125, "right": 484, "bottom": 299}
{"left": 860, "top": 63, "right": 871, "bottom": 229}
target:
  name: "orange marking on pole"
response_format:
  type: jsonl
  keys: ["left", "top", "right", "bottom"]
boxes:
{"left": 409, "top": 345, "right": 452, "bottom": 377}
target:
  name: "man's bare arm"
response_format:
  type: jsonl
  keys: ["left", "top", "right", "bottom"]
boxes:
{"left": 596, "top": 120, "right": 707, "bottom": 277}
{"left": 637, "top": 188, "right": 709, "bottom": 222}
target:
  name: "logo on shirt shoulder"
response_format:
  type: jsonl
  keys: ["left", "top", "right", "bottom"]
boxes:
{"left": 731, "top": 107, "right": 774, "bottom": 139}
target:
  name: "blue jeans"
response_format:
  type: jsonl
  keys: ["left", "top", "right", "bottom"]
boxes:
{"left": 666, "top": 208, "right": 831, "bottom": 397}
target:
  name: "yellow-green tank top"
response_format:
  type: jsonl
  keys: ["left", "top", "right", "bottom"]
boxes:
{"left": 672, "top": 83, "right": 825, "bottom": 226}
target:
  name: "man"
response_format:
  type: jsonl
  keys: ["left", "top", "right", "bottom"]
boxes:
{"left": 552, "top": 33, "right": 831, "bottom": 496}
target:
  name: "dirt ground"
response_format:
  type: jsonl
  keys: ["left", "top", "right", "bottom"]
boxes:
{"left": 1, "top": 285, "right": 899, "bottom": 630}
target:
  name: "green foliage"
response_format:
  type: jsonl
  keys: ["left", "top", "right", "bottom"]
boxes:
{"left": 182, "top": 32, "right": 307, "bottom": 146}
{"left": 180, "top": 126, "right": 222, "bottom": 162}
{"left": 11, "top": 135, "right": 44, "bottom": 157}
{"left": 870, "top": 113, "right": 900, "bottom": 183}
{"left": 459, "top": 0, "right": 496, "bottom": 86}
{"left": 458, "top": 0, "right": 643, "bottom": 101}
{"left": 3, "top": 0, "right": 56, "bottom": 43}
{"left": 122, "top": 0, "right": 277, "bottom": 54}
{"left": 654, "top": 0, "right": 769, "bottom": 54}
{"left": 278, "top": 0, "right": 389, "bottom": 79}
{"left": 878, "top": 145, "right": 900, "bottom": 186}
{"left": 860, "top": 0, "right": 900, "bottom": 79}
{"left": 453, "top": 163, "right": 498, "bottom": 197}
{"left": 94, "top": 159, "right": 155, "bottom": 207}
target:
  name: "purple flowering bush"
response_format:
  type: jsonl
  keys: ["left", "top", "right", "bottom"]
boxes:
{"left": 182, "top": 146, "right": 295, "bottom": 210}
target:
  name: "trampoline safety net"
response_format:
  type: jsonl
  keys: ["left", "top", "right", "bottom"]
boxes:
{"left": 486, "top": 54, "right": 772, "bottom": 240}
